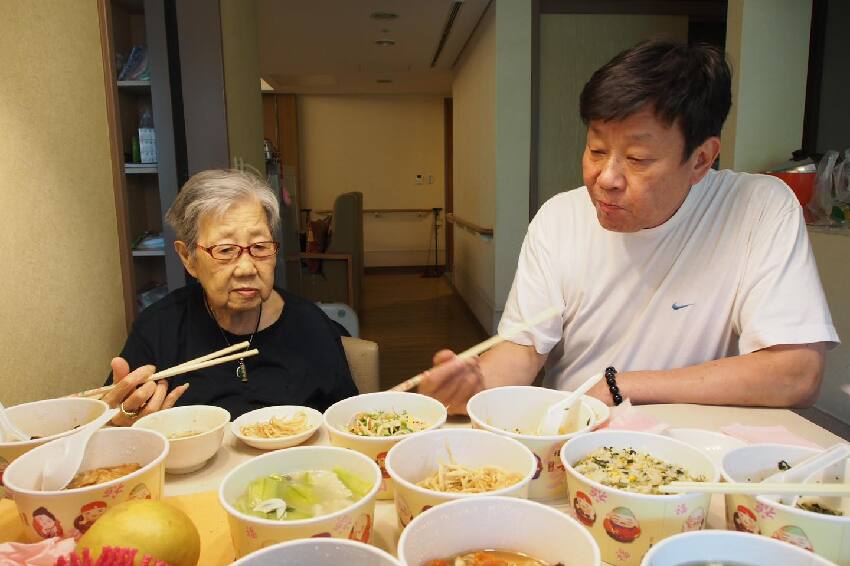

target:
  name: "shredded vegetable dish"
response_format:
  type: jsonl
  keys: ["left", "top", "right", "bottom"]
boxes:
{"left": 240, "top": 411, "right": 310, "bottom": 438}
{"left": 67, "top": 464, "right": 141, "bottom": 489}
{"left": 417, "top": 463, "right": 522, "bottom": 493}
{"left": 574, "top": 447, "right": 704, "bottom": 494}
{"left": 347, "top": 410, "right": 427, "bottom": 437}
{"left": 425, "top": 550, "right": 564, "bottom": 566}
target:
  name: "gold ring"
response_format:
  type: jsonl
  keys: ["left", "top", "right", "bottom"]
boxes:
{"left": 120, "top": 401, "right": 139, "bottom": 418}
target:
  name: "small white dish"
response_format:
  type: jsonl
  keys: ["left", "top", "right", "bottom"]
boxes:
{"left": 232, "top": 406, "right": 322, "bottom": 450}
{"left": 666, "top": 427, "right": 747, "bottom": 466}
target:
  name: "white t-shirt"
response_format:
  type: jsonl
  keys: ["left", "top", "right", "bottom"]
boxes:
{"left": 499, "top": 169, "right": 839, "bottom": 391}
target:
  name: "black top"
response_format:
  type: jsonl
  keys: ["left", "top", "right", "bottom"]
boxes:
{"left": 112, "top": 284, "right": 359, "bottom": 418}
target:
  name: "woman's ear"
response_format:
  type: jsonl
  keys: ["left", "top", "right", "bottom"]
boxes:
{"left": 174, "top": 241, "right": 198, "bottom": 278}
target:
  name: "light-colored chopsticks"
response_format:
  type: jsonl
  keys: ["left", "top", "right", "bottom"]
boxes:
{"left": 390, "top": 306, "right": 562, "bottom": 392}
{"left": 659, "top": 481, "right": 850, "bottom": 497}
{"left": 69, "top": 342, "right": 259, "bottom": 400}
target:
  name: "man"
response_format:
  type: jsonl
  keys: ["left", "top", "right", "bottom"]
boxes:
{"left": 421, "top": 40, "right": 838, "bottom": 414}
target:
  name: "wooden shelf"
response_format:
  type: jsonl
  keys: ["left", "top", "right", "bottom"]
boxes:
{"left": 132, "top": 249, "right": 165, "bottom": 257}
{"left": 117, "top": 80, "right": 151, "bottom": 91}
{"left": 124, "top": 163, "right": 158, "bottom": 174}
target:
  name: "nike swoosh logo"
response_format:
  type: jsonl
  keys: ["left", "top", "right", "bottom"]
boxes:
{"left": 672, "top": 303, "right": 693, "bottom": 311}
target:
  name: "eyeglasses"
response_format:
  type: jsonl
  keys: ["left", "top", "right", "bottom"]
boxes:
{"left": 196, "top": 241, "right": 280, "bottom": 261}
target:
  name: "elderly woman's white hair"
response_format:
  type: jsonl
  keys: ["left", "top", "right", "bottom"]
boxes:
{"left": 166, "top": 169, "right": 281, "bottom": 253}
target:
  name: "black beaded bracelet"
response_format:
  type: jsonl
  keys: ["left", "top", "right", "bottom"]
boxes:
{"left": 605, "top": 366, "right": 623, "bottom": 406}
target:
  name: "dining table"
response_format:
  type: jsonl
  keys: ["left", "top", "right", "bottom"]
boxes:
{"left": 0, "top": 403, "right": 844, "bottom": 566}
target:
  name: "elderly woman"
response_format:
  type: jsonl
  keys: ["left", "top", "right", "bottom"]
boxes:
{"left": 104, "top": 169, "right": 358, "bottom": 426}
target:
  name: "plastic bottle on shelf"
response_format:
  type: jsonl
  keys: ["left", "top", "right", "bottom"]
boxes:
{"left": 138, "top": 106, "right": 157, "bottom": 164}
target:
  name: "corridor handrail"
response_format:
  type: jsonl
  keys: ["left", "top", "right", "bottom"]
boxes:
{"left": 446, "top": 213, "right": 493, "bottom": 237}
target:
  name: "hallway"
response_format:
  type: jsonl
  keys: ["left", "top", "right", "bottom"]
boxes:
{"left": 358, "top": 272, "right": 489, "bottom": 390}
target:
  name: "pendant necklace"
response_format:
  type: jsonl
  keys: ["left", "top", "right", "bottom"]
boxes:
{"left": 205, "top": 296, "right": 262, "bottom": 382}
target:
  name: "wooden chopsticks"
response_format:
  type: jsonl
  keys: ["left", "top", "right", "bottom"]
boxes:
{"left": 69, "top": 341, "right": 259, "bottom": 400}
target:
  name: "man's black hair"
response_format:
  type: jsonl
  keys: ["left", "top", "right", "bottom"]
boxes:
{"left": 579, "top": 39, "right": 732, "bottom": 160}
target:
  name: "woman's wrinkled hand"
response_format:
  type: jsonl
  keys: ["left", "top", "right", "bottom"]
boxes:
{"left": 417, "top": 350, "right": 484, "bottom": 415}
{"left": 103, "top": 357, "right": 189, "bottom": 426}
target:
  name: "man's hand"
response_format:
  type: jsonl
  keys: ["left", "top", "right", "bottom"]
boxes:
{"left": 103, "top": 357, "right": 189, "bottom": 426}
{"left": 417, "top": 350, "right": 484, "bottom": 415}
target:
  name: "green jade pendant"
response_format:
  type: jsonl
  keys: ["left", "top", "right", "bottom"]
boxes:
{"left": 237, "top": 359, "right": 248, "bottom": 382}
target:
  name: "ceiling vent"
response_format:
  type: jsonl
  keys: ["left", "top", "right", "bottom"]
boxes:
{"left": 430, "top": 1, "right": 463, "bottom": 68}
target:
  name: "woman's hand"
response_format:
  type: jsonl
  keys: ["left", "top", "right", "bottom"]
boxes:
{"left": 104, "top": 357, "right": 189, "bottom": 426}
{"left": 417, "top": 350, "right": 484, "bottom": 415}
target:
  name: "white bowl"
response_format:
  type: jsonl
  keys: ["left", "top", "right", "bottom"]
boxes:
{"left": 398, "top": 496, "right": 601, "bottom": 566}
{"left": 324, "top": 392, "right": 447, "bottom": 500}
{"left": 231, "top": 405, "right": 323, "bottom": 450}
{"left": 561, "top": 431, "right": 719, "bottom": 566}
{"left": 233, "top": 538, "right": 401, "bottom": 566}
{"left": 219, "top": 445, "right": 382, "bottom": 558}
{"left": 385, "top": 428, "right": 536, "bottom": 528}
{"left": 467, "top": 386, "right": 610, "bottom": 500}
{"left": 665, "top": 428, "right": 747, "bottom": 467}
{"left": 641, "top": 530, "right": 838, "bottom": 566}
{"left": 132, "top": 405, "right": 230, "bottom": 474}
{"left": 3, "top": 427, "right": 168, "bottom": 542}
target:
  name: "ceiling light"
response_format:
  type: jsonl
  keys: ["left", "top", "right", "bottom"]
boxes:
{"left": 374, "top": 39, "right": 395, "bottom": 46}
{"left": 370, "top": 11, "right": 399, "bottom": 20}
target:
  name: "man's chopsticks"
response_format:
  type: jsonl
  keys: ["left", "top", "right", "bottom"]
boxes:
{"left": 70, "top": 342, "right": 259, "bottom": 400}
{"left": 659, "top": 481, "right": 850, "bottom": 497}
{"left": 390, "top": 306, "right": 562, "bottom": 392}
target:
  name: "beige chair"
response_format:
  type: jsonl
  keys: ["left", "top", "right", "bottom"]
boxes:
{"left": 341, "top": 336, "right": 379, "bottom": 393}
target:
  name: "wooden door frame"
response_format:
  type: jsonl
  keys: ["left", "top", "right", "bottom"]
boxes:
{"left": 444, "top": 97, "right": 453, "bottom": 272}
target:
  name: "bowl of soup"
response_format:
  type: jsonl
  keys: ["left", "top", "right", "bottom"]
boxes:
{"left": 0, "top": 398, "right": 109, "bottom": 495}
{"left": 324, "top": 392, "right": 447, "bottom": 500}
{"left": 721, "top": 443, "right": 849, "bottom": 564}
{"left": 132, "top": 405, "right": 230, "bottom": 474}
{"left": 219, "top": 445, "right": 382, "bottom": 558}
{"left": 232, "top": 405, "right": 323, "bottom": 450}
{"left": 233, "top": 538, "right": 401, "bottom": 566}
{"left": 385, "top": 428, "right": 536, "bottom": 529}
{"left": 640, "top": 530, "right": 838, "bottom": 566}
{"left": 3, "top": 427, "right": 167, "bottom": 542}
{"left": 560, "top": 431, "right": 719, "bottom": 566}
{"left": 398, "top": 495, "right": 601, "bottom": 566}
{"left": 467, "top": 386, "right": 610, "bottom": 501}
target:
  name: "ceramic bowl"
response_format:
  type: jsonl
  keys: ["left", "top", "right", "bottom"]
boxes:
{"left": 231, "top": 406, "right": 323, "bottom": 450}
{"left": 324, "top": 392, "right": 447, "bottom": 500}
{"left": 218, "top": 445, "right": 382, "bottom": 558}
{"left": 0, "top": 398, "right": 109, "bottom": 494}
{"left": 398, "top": 495, "right": 601, "bottom": 566}
{"left": 132, "top": 405, "right": 230, "bottom": 474}
{"left": 641, "top": 530, "right": 838, "bottom": 566}
{"left": 232, "top": 538, "right": 401, "bottom": 566}
{"left": 561, "top": 430, "right": 719, "bottom": 566}
{"left": 3, "top": 427, "right": 167, "bottom": 542}
{"left": 385, "top": 428, "right": 536, "bottom": 529}
{"left": 721, "top": 443, "right": 850, "bottom": 564}
{"left": 467, "top": 386, "right": 610, "bottom": 500}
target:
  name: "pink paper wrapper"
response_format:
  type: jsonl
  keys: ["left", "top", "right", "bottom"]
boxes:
{"left": 720, "top": 423, "right": 822, "bottom": 449}
{"left": 0, "top": 537, "right": 74, "bottom": 566}
{"left": 598, "top": 399, "right": 670, "bottom": 435}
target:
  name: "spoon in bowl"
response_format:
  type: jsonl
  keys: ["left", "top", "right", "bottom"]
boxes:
{"left": 39, "top": 407, "right": 119, "bottom": 491}
{"left": 537, "top": 373, "right": 603, "bottom": 435}
{"left": 758, "top": 443, "right": 850, "bottom": 508}
{"left": 0, "top": 400, "right": 30, "bottom": 442}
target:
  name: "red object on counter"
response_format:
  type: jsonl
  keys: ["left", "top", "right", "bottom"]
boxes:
{"left": 767, "top": 171, "right": 816, "bottom": 206}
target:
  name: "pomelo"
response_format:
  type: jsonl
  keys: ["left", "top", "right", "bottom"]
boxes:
{"left": 77, "top": 500, "right": 200, "bottom": 566}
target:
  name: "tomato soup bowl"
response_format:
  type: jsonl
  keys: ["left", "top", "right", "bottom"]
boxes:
{"left": 560, "top": 430, "right": 719, "bottom": 566}
{"left": 324, "top": 392, "right": 447, "bottom": 500}
{"left": 467, "top": 385, "right": 610, "bottom": 501}
{"left": 384, "top": 428, "right": 537, "bottom": 529}
{"left": 720, "top": 443, "right": 850, "bottom": 564}
{"left": 0, "top": 398, "right": 109, "bottom": 495}
{"left": 218, "top": 445, "right": 382, "bottom": 559}
{"left": 3, "top": 427, "right": 168, "bottom": 542}
{"left": 640, "top": 530, "right": 838, "bottom": 566}
{"left": 233, "top": 538, "right": 401, "bottom": 566}
{"left": 398, "top": 495, "right": 601, "bottom": 566}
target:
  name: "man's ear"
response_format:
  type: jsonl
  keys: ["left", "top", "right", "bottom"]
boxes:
{"left": 174, "top": 241, "right": 198, "bottom": 278}
{"left": 690, "top": 136, "right": 721, "bottom": 184}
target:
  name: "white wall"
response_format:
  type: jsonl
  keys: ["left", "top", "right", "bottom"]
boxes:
{"left": 720, "top": 0, "right": 813, "bottom": 172}
{"left": 298, "top": 94, "right": 445, "bottom": 267}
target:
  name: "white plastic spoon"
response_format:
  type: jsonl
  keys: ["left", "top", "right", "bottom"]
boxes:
{"left": 763, "top": 443, "right": 850, "bottom": 485}
{"left": 39, "top": 407, "right": 119, "bottom": 491}
{"left": 790, "top": 459, "right": 849, "bottom": 516}
{"left": 0, "top": 400, "right": 30, "bottom": 442}
{"left": 537, "top": 373, "right": 603, "bottom": 435}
